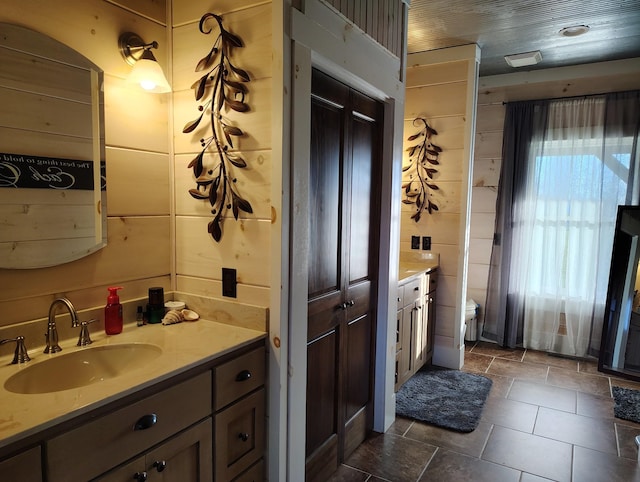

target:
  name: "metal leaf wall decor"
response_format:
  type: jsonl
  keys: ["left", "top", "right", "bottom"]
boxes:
{"left": 402, "top": 117, "right": 442, "bottom": 222}
{"left": 183, "top": 12, "right": 253, "bottom": 242}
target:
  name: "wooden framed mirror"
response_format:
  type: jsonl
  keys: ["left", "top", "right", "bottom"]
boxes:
{"left": 0, "top": 22, "right": 106, "bottom": 269}
{"left": 599, "top": 205, "right": 640, "bottom": 380}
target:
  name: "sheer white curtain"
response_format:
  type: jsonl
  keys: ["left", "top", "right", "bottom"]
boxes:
{"left": 513, "top": 96, "right": 636, "bottom": 356}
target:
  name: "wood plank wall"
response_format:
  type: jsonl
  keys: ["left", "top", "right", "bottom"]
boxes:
{"left": 0, "top": 0, "right": 171, "bottom": 329}
{"left": 172, "top": 1, "right": 272, "bottom": 308}
{"left": 402, "top": 57, "right": 472, "bottom": 341}
{"left": 469, "top": 62, "right": 640, "bottom": 333}
{"left": 322, "top": 0, "right": 405, "bottom": 58}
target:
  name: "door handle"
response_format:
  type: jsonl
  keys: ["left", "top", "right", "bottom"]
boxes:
{"left": 338, "top": 300, "right": 356, "bottom": 310}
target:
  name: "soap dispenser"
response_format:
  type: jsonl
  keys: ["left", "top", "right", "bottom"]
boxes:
{"left": 105, "top": 286, "right": 123, "bottom": 335}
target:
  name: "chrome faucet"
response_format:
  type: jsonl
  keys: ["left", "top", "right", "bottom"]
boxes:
{"left": 45, "top": 297, "right": 79, "bottom": 354}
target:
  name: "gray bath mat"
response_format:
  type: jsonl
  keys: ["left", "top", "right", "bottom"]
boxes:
{"left": 396, "top": 365, "right": 492, "bottom": 432}
{"left": 612, "top": 386, "right": 640, "bottom": 423}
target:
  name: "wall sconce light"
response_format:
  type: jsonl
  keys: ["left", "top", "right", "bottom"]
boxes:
{"left": 118, "top": 32, "right": 171, "bottom": 93}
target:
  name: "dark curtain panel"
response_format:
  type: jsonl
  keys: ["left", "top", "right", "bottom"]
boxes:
{"left": 604, "top": 91, "right": 640, "bottom": 204}
{"left": 482, "top": 100, "right": 549, "bottom": 347}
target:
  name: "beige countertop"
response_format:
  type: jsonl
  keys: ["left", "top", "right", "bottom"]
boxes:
{"left": 398, "top": 261, "right": 439, "bottom": 282}
{"left": 0, "top": 320, "right": 266, "bottom": 451}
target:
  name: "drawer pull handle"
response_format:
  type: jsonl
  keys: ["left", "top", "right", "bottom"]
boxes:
{"left": 133, "top": 472, "right": 148, "bottom": 481}
{"left": 238, "top": 432, "right": 250, "bottom": 442}
{"left": 235, "top": 369, "right": 252, "bottom": 382}
{"left": 153, "top": 460, "right": 167, "bottom": 472}
{"left": 134, "top": 413, "right": 157, "bottom": 431}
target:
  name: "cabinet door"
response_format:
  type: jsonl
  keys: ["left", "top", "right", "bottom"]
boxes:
{"left": 96, "top": 419, "right": 212, "bottom": 482}
{"left": 0, "top": 446, "right": 42, "bottom": 482}
{"left": 145, "top": 418, "right": 212, "bottom": 482}
{"left": 95, "top": 457, "right": 145, "bottom": 482}
{"left": 397, "top": 305, "right": 414, "bottom": 387}
{"left": 215, "top": 388, "right": 265, "bottom": 481}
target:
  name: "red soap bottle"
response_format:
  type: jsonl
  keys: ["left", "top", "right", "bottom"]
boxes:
{"left": 105, "top": 286, "right": 123, "bottom": 335}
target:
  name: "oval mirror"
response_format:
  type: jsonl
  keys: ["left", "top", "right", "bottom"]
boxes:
{"left": 0, "top": 22, "right": 106, "bottom": 269}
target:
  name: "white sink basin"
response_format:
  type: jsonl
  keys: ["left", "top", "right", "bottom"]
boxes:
{"left": 4, "top": 343, "right": 162, "bottom": 394}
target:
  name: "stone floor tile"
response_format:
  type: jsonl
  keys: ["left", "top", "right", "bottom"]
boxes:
{"left": 482, "top": 426, "right": 572, "bottom": 482}
{"left": 343, "top": 432, "right": 436, "bottom": 482}
{"left": 481, "top": 396, "right": 538, "bottom": 433}
{"left": 524, "top": 350, "right": 578, "bottom": 371}
{"left": 487, "top": 358, "right": 548, "bottom": 382}
{"left": 534, "top": 406, "right": 617, "bottom": 455}
{"left": 404, "top": 420, "right": 493, "bottom": 458}
{"left": 419, "top": 448, "right": 520, "bottom": 482}
{"left": 547, "top": 366, "right": 611, "bottom": 397}
{"left": 572, "top": 445, "right": 640, "bottom": 481}
{"left": 471, "top": 342, "right": 525, "bottom": 361}
{"left": 508, "top": 379, "right": 576, "bottom": 412}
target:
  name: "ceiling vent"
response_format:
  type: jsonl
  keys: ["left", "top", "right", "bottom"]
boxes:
{"left": 504, "top": 50, "right": 543, "bottom": 68}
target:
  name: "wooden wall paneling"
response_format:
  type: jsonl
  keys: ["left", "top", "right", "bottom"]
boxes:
{"left": 104, "top": 75, "right": 169, "bottom": 153}
{"left": 434, "top": 304, "right": 455, "bottom": 337}
{"left": 106, "top": 147, "right": 170, "bottom": 216}
{"left": 472, "top": 159, "right": 501, "bottom": 187}
{"left": 400, "top": 212, "right": 460, "bottom": 246}
{"left": 0, "top": 48, "right": 92, "bottom": 103}
{"left": 471, "top": 186, "right": 498, "bottom": 213}
{"left": 176, "top": 275, "right": 270, "bottom": 309}
{"left": 174, "top": 150, "right": 272, "bottom": 219}
{"left": 173, "top": 78, "right": 272, "bottom": 154}
{"left": 172, "top": 4, "right": 272, "bottom": 91}
{"left": 0, "top": 216, "right": 171, "bottom": 301}
{"left": 0, "top": 275, "right": 170, "bottom": 328}
{"left": 406, "top": 61, "right": 468, "bottom": 87}
{"left": 468, "top": 238, "right": 493, "bottom": 265}
{"left": 467, "top": 264, "right": 489, "bottom": 292}
{"left": 0, "top": 127, "right": 93, "bottom": 160}
{"left": 0, "top": 198, "right": 95, "bottom": 241}
{"left": 0, "top": 87, "right": 92, "bottom": 139}
{"left": 469, "top": 212, "right": 496, "bottom": 240}
{"left": 474, "top": 131, "right": 503, "bottom": 160}
{"left": 431, "top": 244, "right": 458, "bottom": 277}
{"left": 475, "top": 103, "right": 505, "bottom": 132}
{"left": 106, "top": 0, "right": 167, "bottom": 25}
{"left": 175, "top": 216, "right": 270, "bottom": 286}
{"left": 172, "top": 0, "right": 267, "bottom": 27}
{"left": 404, "top": 82, "right": 467, "bottom": 119}
{"left": 435, "top": 274, "right": 456, "bottom": 309}
{"left": 0, "top": 0, "right": 167, "bottom": 80}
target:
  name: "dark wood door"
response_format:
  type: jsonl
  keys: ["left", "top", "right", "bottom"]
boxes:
{"left": 305, "top": 69, "right": 382, "bottom": 481}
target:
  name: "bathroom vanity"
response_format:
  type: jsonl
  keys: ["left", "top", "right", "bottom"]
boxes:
{"left": 395, "top": 265, "right": 438, "bottom": 391}
{"left": 0, "top": 320, "right": 266, "bottom": 481}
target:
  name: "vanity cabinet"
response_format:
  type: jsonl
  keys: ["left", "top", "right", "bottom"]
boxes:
{"left": 395, "top": 277, "right": 422, "bottom": 390}
{"left": 395, "top": 269, "right": 437, "bottom": 391}
{"left": 0, "top": 340, "right": 266, "bottom": 482}
{"left": 0, "top": 446, "right": 42, "bottom": 482}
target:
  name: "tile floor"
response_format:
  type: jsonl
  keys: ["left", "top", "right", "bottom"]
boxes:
{"left": 328, "top": 341, "right": 640, "bottom": 482}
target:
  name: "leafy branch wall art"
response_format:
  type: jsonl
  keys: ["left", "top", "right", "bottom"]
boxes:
{"left": 402, "top": 117, "right": 442, "bottom": 222}
{"left": 183, "top": 12, "right": 253, "bottom": 242}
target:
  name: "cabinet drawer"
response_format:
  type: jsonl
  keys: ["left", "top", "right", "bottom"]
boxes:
{"left": 0, "top": 446, "right": 41, "bottom": 482}
{"left": 215, "top": 388, "right": 265, "bottom": 482}
{"left": 215, "top": 346, "right": 265, "bottom": 411}
{"left": 402, "top": 278, "right": 422, "bottom": 305}
{"left": 46, "top": 371, "right": 212, "bottom": 482}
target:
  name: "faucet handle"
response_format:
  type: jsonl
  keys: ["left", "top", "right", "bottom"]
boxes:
{"left": 77, "top": 318, "right": 99, "bottom": 346}
{"left": 0, "top": 336, "right": 31, "bottom": 364}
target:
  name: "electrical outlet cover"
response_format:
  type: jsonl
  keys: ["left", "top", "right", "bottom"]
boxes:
{"left": 422, "top": 236, "right": 431, "bottom": 250}
{"left": 411, "top": 236, "right": 420, "bottom": 249}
